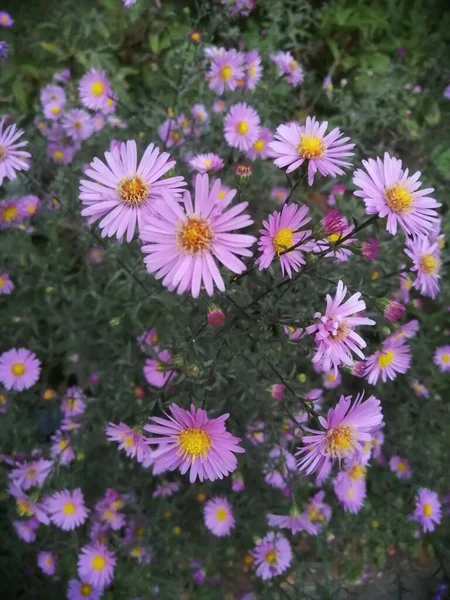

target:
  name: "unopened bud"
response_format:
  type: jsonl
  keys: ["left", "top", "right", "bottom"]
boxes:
{"left": 207, "top": 306, "right": 225, "bottom": 328}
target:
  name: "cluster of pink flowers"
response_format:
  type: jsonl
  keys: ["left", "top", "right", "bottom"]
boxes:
{"left": 205, "top": 46, "right": 262, "bottom": 94}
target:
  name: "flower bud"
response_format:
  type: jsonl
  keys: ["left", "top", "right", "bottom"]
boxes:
{"left": 383, "top": 300, "right": 406, "bottom": 323}
{"left": 207, "top": 306, "right": 225, "bottom": 328}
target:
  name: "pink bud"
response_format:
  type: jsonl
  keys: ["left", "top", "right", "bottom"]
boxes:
{"left": 270, "top": 384, "right": 286, "bottom": 402}
{"left": 321, "top": 209, "right": 346, "bottom": 235}
{"left": 384, "top": 300, "right": 406, "bottom": 323}
{"left": 361, "top": 238, "right": 379, "bottom": 260}
{"left": 207, "top": 307, "right": 225, "bottom": 328}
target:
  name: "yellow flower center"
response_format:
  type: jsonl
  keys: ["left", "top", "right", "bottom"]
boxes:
{"left": 244, "top": 554, "right": 253, "bottom": 565}
{"left": 327, "top": 373, "right": 336, "bottom": 382}
{"left": 220, "top": 65, "right": 232, "bottom": 81}
{"left": 0, "top": 145, "right": 6, "bottom": 162}
{"left": 45, "top": 555, "right": 53, "bottom": 567}
{"left": 423, "top": 503, "right": 433, "bottom": 517}
{"left": 123, "top": 435, "right": 135, "bottom": 447}
{"left": 91, "top": 554, "right": 107, "bottom": 570}
{"left": 330, "top": 321, "right": 350, "bottom": 342}
{"left": 297, "top": 133, "right": 325, "bottom": 159}
{"left": 171, "top": 131, "right": 181, "bottom": 141}
{"left": 17, "top": 500, "right": 34, "bottom": 517}
{"left": 348, "top": 463, "right": 366, "bottom": 480}
{"left": 51, "top": 106, "right": 60, "bottom": 115}
{"left": 27, "top": 204, "right": 36, "bottom": 214}
{"left": 403, "top": 278, "right": 412, "bottom": 290}
{"left": 11, "top": 362, "right": 26, "bottom": 376}
{"left": 131, "top": 546, "right": 143, "bottom": 557}
{"left": 43, "top": 389, "right": 55, "bottom": 400}
{"left": 103, "top": 509, "right": 115, "bottom": 522}
{"left": 253, "top": 139, "right": 265, "bottom": 152}
{"left": 265, "top": 550, "right": 278, "bottom": 565}
{"left": 59, "top": 439, "right": 69, "bottom": 451}
{"left": 328, "top": 233, "right": 341, "bottom": 243}
{"left": 91, "top": 82, "right": 105, "bottom": 97}
{"left": 385, "top": 185, "right": 413, "bottom": 214}
{"left": 203, "top": 158, "right": 211, "bottom": 168}
{"left": 117, "top": 175, "right": 149, "bottom": 207}
{"left": 0, "top": 394, "right": 5, "bottom": 405}
{"left": 441, "top": 353, "right": 450, "bottom": 364}
{"left": 26, "top": 468, "right": 37, "bottom": 480}
{"left": 218, "top": 190, "right": 226, "bottom": 200}
{"left": 73, "top": 120, "right": 82, "bottom": 130}
{"left": 63, "top": 501, "right": 76, "bottom": 515}
{"left": 419, "top": 253, "right": 438, "bottom": 275}
{"left": 53, "top": 150, "right": 64, "bottom": 160}
{"left": 273, "top": 228, "right": 293, "bottom": 255}
{"left": 2, "top": 206, "right": 18, "bottom": 222}
{"left": 249, "top": 65, "right": 257, "bottom": 77}
{"left": 215, "top": 508, "right": 228, "bottom": 522}
{"left": 81, "top": 584, "right": 93, "bottom": 597}
{"left": 0, "top": 276, "right": 3, "bottom": 287}
{"left": 177, "top": 216, "right": 214, "bottom": 255}
{"left": 398, "top": 461, "right": 407, "bottom": 472}
{"left": 66, "top": 398, "right": 76, "bottom": 410}
{"left": 325, "top": 423, "right": 355, "bottom": 458}
{"left": 177, "top": 427, "right": 212, "bottom": 460}
{"left": 107, "top": 97, "right": 114, "bottom": 107}
{"left": 1, "top": 16, "right": 8, "bottom": 23}
{"left": 378, "top": 349, "right": 394, "bottom": 369}
{"left": 236, "top": 120, "right": 249, "bottom": 135}
{"left": 288, "top": 60, "right": 298, "bottom": 71}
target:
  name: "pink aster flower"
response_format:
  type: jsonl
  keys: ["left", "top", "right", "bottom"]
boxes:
{"left": 40, "top": 84, "right": 66, "bottom": 106}
{"left": 411, "top": 380, "right": 429, "bottom": 399}
{"left": 79, "top": 68, "right": 111, "bottom": 112}
{"left": 389, "top": 456, "right": 411, "bottom": 480}
{"left": 9, "top": 483, "right": 50, "bottom": 524}
{"left": 80, "top": 140, "right": 186, "bottom": 242}
{"left": 48, "top": 143, "right": 78, "bottom": 165}
{"left": 333, "top": 471, "right": 366, "bottom": 513}
{"left": 322, "top": 369, "right": 342, "bottom": 389}
{"left": 189, "top": 153, "right": 224, "bottom": 174}
{"left": 191, "top": 103, "right": 209, "bottom": 124}
{"left": 245, "top": 127, "right": 273, "bottom": 161}
{"left": 212, "top": 100, "right": 226, "bottom": 114}
{"left": 224, "top": 103, "right": 261, "bottom": 151}
{"left": 270, "top": 117, "right": 354, "bottom": 185}
{"left": 61, "top": 386, "right": 86, "bottom": 417}
{"left": 364, "top": 338, "right": 411, "bottom": 385}
{"left": 0, "top": 117, "right": 31, "bottom": 185}
{"left": 67, "top": 579, "right": 103, "bottom": 600}
{"left": 384, "top": 300, "right": 406, "bottom": 323}
{"left": 267, "top": 508, "right": 309, "bottom": 534}
{"left": 13, "top": 518, "right": 40, "bottom": 543}
{"left": 10, "top": 458, "right": 53, "bottom": 491}
{"left": 78, "top": 542, "right": 116, "bottom": 589}
{"left": 207, "top": 48, "right": 245, "bottom": 95}
{"left": 143, "top": 349, "right": 176, "bottom": 388}
{"left": 271, "top": 186, "right": 289, "bottom": 204}
{"left": 0, "top": 197, "right": 27, "bottom": 229}
{"left": 53, "top": 69, "right": 71, "bottom": 83}
{"left": 245, "top": 50, "right": 262, "bottom": 90}
{"left": 38, "top": 551, "right": 56, "bottom": 576}
{"left": 301, "top": 490, "right": 332, "bottom": 534}
{"left": 353, "top": 152, "right": 441, "bottom": 237}
{"left": 158, "top": 118, "right": 183, "bottom": 148}
{"left": 362, "top": 238, "right": 380, "bottom": 260}
{"left": 256, "top": 203, "right": 312, "bottom": 277}
{"left": 153, "top": 481, "right": 181, "bottom": 498}
{"left": 62, "top": 109, "right": 94, "bottom": 142}
{"left": 0, "top": 272, "right": 14, "bottom": 294}
{"left": 141, "top": 173, "right": 256, "bottom": 298}
{"left": 137, "top": 328, "right": 159, "bottom": 351}
{"left": 386, "top": 319, "right": 420, "bottom": 344}
{"left": 0, "top": 348, "right": 41, "bottom": 391}
{"left": 434, "top": 345, "right": 450, "bottom": 372}
{"left": 411, "top": 488, "right": 441, "bottom": 532}
{"left": 313, "top": 212, "right": 356, "bottom": 262}
{"left": 297, "top": 392, "right": 383, "bottom": 476}
{"left": 404, "top": 237, "right": 441, "bottom": 299}
{"left": 50, "top": 430, "right": 75, "bottom": 465}
{"left": 305, "top": 280, "right": 375, "bottom": 373}
{"left": 88, "top": 247, "right": 104, "bottom": 265}
{"left": 284, "top": 325, "right": 303, "bottom": 341}
{"left": 43, "top": 101, "right": 64, "bottom": 121}
{"left": 270, "top": 51, "right": 304, "bottom": 87}
{"left": 144, "top": 403, "right": 244, "bottom": 483}
{"left": 19, "top": 194, "right": 40, "bottom": 217}
{"left": 204, "top": 497, "right": 235, "bottom": 536}
{"left": 0, "top": 11, "right": 13, "bottom": 26}
{"left": 251, "top": 532, "right": 292, "bottom": 580}
{"left": 105, "top": 422, "right": 151, "bottom": 464}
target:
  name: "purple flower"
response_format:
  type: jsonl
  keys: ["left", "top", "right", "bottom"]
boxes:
{"left": 9, "top": 483, "right": 50, "bottom": 524}
{"left": 79, "top": 69, "right": 112, "bottom": 112}
{"left": 251, "top": 532, "right": 292, "bottom": 580}
{"left": 404, "top": 237, "right": 441, "bottom": 299}
{"left": 0, "top": 12, "right": 14, "bottom": 27}
{"left": 364, "top": 338, "right": 411, "bottom": 384}
{"left": 434, "top": 345, "right": 450, "bottom": 372}
{"left": 0, "top": 272, "right": 14, "bottom": 294}
{"left": 207, "top": 48, "right": 245, "bottom": 95}
{"left": 0, "top": 41, "right": 8, "bottom": 58}
{"left": 189, "top": 153, "right": 224, "bottom": 174}
{"left": 10, "top": 458, "right": 53, "bottom": 490}
{"left": 245, "top": 50, "right": 262, "bottom": 90}
{"left": 270, "top": 51, "right": 304, "bottom": 87}
{"left": 411, "top": 488, "right": 442, "bottom": 532}
{"left": 389, "top": 456, "right": 411, "bottom": 479}
{"left": 78, "top": 543, "right": 116, "bottom": 589}
{"left": 269, "top": 117, "right": 354, "bottom": 185}
{"left": 245, "top": 127, "right": 273, "bottom": 161}
{"left": 67, "top": 579, "right": 103, "bottom": 600}
{"left": 143, "top": 349, "right": 176, "bottom": 389}
{"left": 50, "top": 430, "right": 75, "bottom": 465}
{"left": 333, "top": 471, "right": 366, "bottom": 513}
{"left": 0, "top": 348, "right": 41, "bottom": 391}
{"left": 204, "top": 497, "right": 235, "bottom": 536}
{"left": 13, "top": 518, "right": 40, "bottom": 543}
{"left": 153, "top": 481, "right": 181, "bottom": 498}
{"left": 0, "top": 118, "right": 31, "bottom": 185}
{"left": 37, "top": 551, "right": 56, "bottom": 576}
{"left": 61, "top": 386, "right": 86, "bottom": 417}
{"left": 384, "top": 300, "right": 406, "bottom": 323}
{"left": 224, "top": 103, "right": 261, "bottom": 151}
{"left": 105, "top": 422, "right": 151, "bottom": 464}
{"left": 267, "top": 508, "right": 309, "bottom": 534}
{"left": 45, "top": 488, "right": 89, "bottom": 530}
{"left": 302, "top": 490, "right": 332, "bottom": 534}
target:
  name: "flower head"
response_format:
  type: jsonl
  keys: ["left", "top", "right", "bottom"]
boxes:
{"left": 333, "top": 471, "right": 366, "bottom": 513}
{"left": 9, "top": 483, "right": 50, "bottom": 524}
{"left": 389, "top": 456, "right": 411, "bottom": 479}
{"left": 0, "top": 12, "right": 14, "bottom": 27}
{"left": 50, "top": 430, "right": 75, "bottom": 465}
{"left": 386, "top": 319, "right": 419, "bottom": 344}
{"left": 13, "top": 518, "right": 40, "bottom": 543}
{"left": 0, "top": 348, "right": 41, "bottom": 391}
{"left": 267, "top": 507, "right": 309, "bottom": 535}
{"left": 61, "top": 386, "right": 86, "bottom": 417}
{"left": 10, "top": 458, "right": 53, "bottom": 491}
{"left": 301, "top": 490, "right": 332, "bottom": 534}
{"left": 245, "top": 50, "right": 262, "bottom": 90}
{"left": 251, "top": 532, "right": 292, "bottom": 580}
{"left": 364, "top": 338, "right": 411, "bottom": 385}
{"left": 46, "top": 488, "right": 88, "bottom": 530}
{"left": 0, "top": 272, "right": 14, "bottom": 295}
{"left": 245, "top": 127, "right": 273, "bottom": 161}
{"left": 19, "top": 194, "right": 40, "bottom": 217}
{"left": 40, "top": 84, "right": 66, "bottom": 106}
{"left": 269, "top": 117, "right": 354, "bottom": 185}
{"left": 0, "top": 41, "right": 8, "bottom": 58}
{"left": 353, "top": 152, "right": 441, "bottom": 237}
{"left": 191, "top": 103, "right": 209, "bottom": 124}
{"left": 207, "top": 48, "right": 245, "bottom": 95}
{"left": 144, "top": 403, "right": 244, "bottom": 483}
{"left": 153, "top": 481, "right": 181, "bottom": 498}
{"left": 67, "top": 579, "right": 103, "bottom": 600}
{"left": 256, "top": 203, "right": 312, "bottom": 278}
{"left": 78, "top": 542, "right": 116, "bottom": 589}
{"left": 297, "top": 392, "right": 383, "bottom": 476}
{"left": 305, "top": 280, "right": 375, "bottom": 373}
{"left": 270, "top": 52, "right": 304, "bottom": 87}
{"left": 0, "top": 197, "right": 27, "bottom": 229}
{"left": 105, "top": 422, "right": 151, "bottom": 464}
{"left": 204, "top": 497, "right": 235, "bottom": 536}
{"left": 322, "top": 369, "right": 342, "bottom": 389}
{"left": 141, "top": 174, "right": 256, "bottom": 298}
{"left": 79, "top": 69, "right": 112, "bottom": 112}
{"left": 434, "top": 345, "right": 450, "bottom": 373}
{"left": 80, "top": 140, "right": 186, "bottom": 242}
{"left": 0, "top": 118, "right": 31, "bottom": 185}
{"left": 189, "top": 153, "right": 224, "bottom": 174}
{"left": 411, "top": 488, "right": 441, "bottom": 532}
{"left": 143, "top": 349, "right": 176, "bottom": 388}
{"left": 37, "top": 551, "right": 56, "bottom": 576}
{"left": 383, "top": 300, "right": 406, "bottom": 323}
{"left": 224, "top": 103, "right": 261, "bottom": 151}
{"left": 404, "top": 237, "right": 441, "bottom": 299}
{"left": 271, "top": 187, "right": 289, "bottom": 204}
{"left": 362, "top": 238, "right": 380, "bottom": 260}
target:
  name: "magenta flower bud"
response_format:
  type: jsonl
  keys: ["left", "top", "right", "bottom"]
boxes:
{"left": 384, "top": 300, "right": 406, "bottom": 323}
{"left": 88, "top": 372, "right": 101, "bottom": 384}
{"left": 361, "top": 238, "right": 379, "bottom": 260}
{"left": 270, "top": 383, "right": 285, "bottom": 402}
{"left": 321, "top": 209, "right": 346, "bottom": 235}
{"left": 351, "top": 361, "right": 365, "bottom": 378}
{"left": 207, "top": 306, "right": 225, "bottom": 328}
{"left": 235, "top": 164, "right": 252, "bottom": 181}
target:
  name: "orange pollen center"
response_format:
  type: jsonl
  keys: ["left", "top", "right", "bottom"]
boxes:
{"left": 177, "top": 216, "right": 213, "bottom": 254}
{"left": 297, "top": 134, "right": 325, "bottom": 159}
{"left": 215, "top": 508, "right": 228, "bottom": 522}
{"left": 177, "top": 427, "right": 212, "bottom": 460}
{"left": 66, "top": 398, "right": 76, "bottom": 410}
{"left": 265, "top": 549, "right": 278, "bottom": 565}
{"left": 0, "top": 145, "right": 6, "bottom": 161}
{"left": 73, "top": 120, "right": 82, "bottom": 130}
{"left": 11, "top": 362, "right": 26, "bottom": 376}
{"left": 385, "top": 185, "right": 413, "bottom": 213}
{"left": 419, "top": 253, "right": 438, "bottom": 275}
{"left": 378, "top": 349, "right": 394, "bottom": 369}
{"left": 273, "top": 228, "right": 293, "bottom": 255}
{"left": 331, "top": 321, "right": 350, "bottom": 342}
{"left": 63, "top": 502, "right": 76, "bottom": 515}
{"left": 117, "top": 175, "right": 149, "bottom": 207}
{"left": 45, "top": 556, "right": 53, "bottom": 567}
{"left": 348, "top": 463, "right": 366, "bottom": 480}
{"left": 220, "top": 65, "right": 232, "bottom": 81}
{"left": 325, "top": 423, "right": 355, "bottom": 458}
{"left": 236, "top": 120, "right": 249, "bottom": 135}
